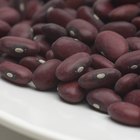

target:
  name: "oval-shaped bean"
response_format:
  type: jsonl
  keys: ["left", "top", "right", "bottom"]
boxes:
{"left": 127, "top": 37, "right": 140, "bottom": 51}
{"left": 100, "top": 21, "right": 137, "bottom": 38}
{"left": 0, "top": 7, "right": 20, "bottom": 25}
{"left": 32, "top": 23, "right": 45, "bottom": 35}
{"left": 86, "top": 88, "right": 121, "bottom": 113}
{"left": 0, "top": 61, "right": 32, "bottom": 85}
{"left": 9, "top": 22, "right": 33, "bottom": 39}
{"left": 45, "top": 50, "right": 55, "bottom": 60}
{"left": 94, "top": 31, "right": 129, "bottom": 62}
{"left": 115, "top": 50, "right": 140, "bottom": 74}
{"left": 78, "top": 68, "right": 121, "bottom": 90}
{"left": 0, "top": 36, "right": 40, "bottom": 57}
{"left": 114, "top": 73, "right": 138, "bottom": 96}
{"left": 132, "top": 16, "right": 140, "bottom": 30}
{"left": 108, "top": 102, "right": 140, "bottom": 126}
{"left": 51, "top": 37, "right": 91, "bottom": 60}
{"left": 91, "top": 54, "right": 115, "bottom": 69}
{"left": 93, "top": 0, "right": 114, "bottom": 22}
{"left": 108, "top": 4, "right": 140, "bottom": 21}
{"left": 41, "top": 23, "right": 67, "bottom": 43}
{"left": 67, "top": 19, "right": 98, "bottom": 44}
{"left": 124, "top": 90, "right": 140, "bottom": 107}
{"left": 19, "top": 56, "right": 46, "bottom": 72}
{"left": 0, "top": 20, "right": 11, "bottom": 37}
{"left": 32, "top": 0, "right": 65, "bottom": 24}
{"left": 46, "top": 8, "right": 74, "bottom": 27}
{"left": 77, "top": 6, "right": 104, "bottom": 30}
{"left": 56, "top": 52, "right": 92, "bottom": 81}
{"left": 32, "top": 59, "right": 61, "bottom": 90}
{"left": 57, "top": 81, "right": 85, "bottom": 103}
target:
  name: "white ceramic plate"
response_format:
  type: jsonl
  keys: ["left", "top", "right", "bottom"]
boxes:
{"left": 0, "top": 79, "right": 139, "bottom": 140}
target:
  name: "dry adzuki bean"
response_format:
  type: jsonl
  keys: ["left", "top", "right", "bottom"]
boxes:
{"left": 0, "top": 0, "right": 139, "bottom": 127}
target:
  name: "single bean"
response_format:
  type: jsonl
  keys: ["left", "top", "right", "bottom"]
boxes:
{"left": 114, "top": 73, "right": 138, "bottom": 96}
{"left": 94, "top": 31, "right": 129, "bottom": 62}
{"left": 0, "top": 36, "right": 40, "bottom": 57}
{"left": 57, "top": 81, "right": 85, "bottom": 103}
{"left": 32, "top": 23, "right": 46, "bottom": 35}
{"left": 32, "top": 59, "right": 61, "bottom": 90}
{"left": 56, "top": 52, "right": 92, "bottom": 81}
{"left": 86, "top": 88, "right": 121, "bottom": 113}
{"left": 0, "top": 60, "right": 32, "bottom": 85}
{"left": 115, "top": 50, "right": 140, "bottom": 74}
{"left": 108, "top": 102, "right": 140, "bottom": 126}
{"left": 19, "top": 56, "right": 46, "bottom": 72}
{"left": 100, "top": 21, "right": 137, "bottom": 38}
{"left": 108, "top": 4, "right": 140, "bottom": 21}
{"left": 78, "top": 68, "right": 121, "bottom": 90}
{"left": 45, "top": 50, "right": 55, "bottom": 60}
{"left": 77, "top": 6, "right": 104, "bottom": 30}
{"left": 66, "top": 19, "right": 98, "bottom": 44}
{"left": 91, "top": 54, "right": 115, "bottom": 69}
{"left": 51, "top": 37, "right": 91, "bottom": 60}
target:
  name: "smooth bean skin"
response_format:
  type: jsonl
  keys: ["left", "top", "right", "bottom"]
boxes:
{"left": 0, "top": 61, "right": 32, "bottom": 85}
{"left": 32, "top": 59, "right": 61, "bottom": 90}
{"left": 86, "top": 88, "right": 121, "bottom": 113}
{"left": 132, "top": 16, "right": 140, "bottom": 30}
{"left": 100, "top": 21, "right": 137, "bottom": 38}
{"left": 64, "top": 8, "right": 77, "bottom": 18}
{"left": 19, "top": 56, "right": 46, "bottom": 72}
{"left": 94, "top": 31, "right": 129, "bottom": 62}
{"left": 124, "top": 90, "right": 140, "bottom": 107}
{"left": 56, "top": 52, "right": 92, "bottom": 81}
{"left": 108, "top": 4, "right": 140, "bottom": 21}
{"left": 51, "top": 37, "right": 91, "bottom": 60}
{"left": 127, "top": 37, "right": 140, "bottom": 51}
{"left": 66, "top": 19, "right": 98, "bottom": 44}
{"left": 78, "top": 68, "right": 121, "bottom": 90}
{"left": 32, "top": 23, "right": 45, "bottom": 35}
{"left": 65, "top": 0, "right": 84, "bottom": 9}
{"left": 41, "top": 23, "right": 67, "bottom": 43}
{"left": 115, "top": 50, "right": 140, "bottom": 74}
{"left": 45, "top": 50, "right": 55, "bottom": 60}
{"left": 0, "top": 36, "right": 40, "bottom": 57}
{"left": 9, "top": 22, "right": 33, "bottom": 39}
{"left": 91, "top": 54, "right": 115, "bottom": 69}
{"left": 46, "top": 8, "right": 74, "bottom": 27}
{"left": 114, "top": 73, "right": 138, "bottom": 96}
{"left": 108, "top": 102, "right": 140, "bottom": 126}
{"left": 77, "top": 6, "right": 104, "bottom": 30}
{"left": 57, "top": 81, "right": 85, "bottom": 104}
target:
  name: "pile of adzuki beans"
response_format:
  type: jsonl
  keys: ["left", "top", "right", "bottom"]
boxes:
{"left": 0, "top": 0, "right": 140, "bottom": 126}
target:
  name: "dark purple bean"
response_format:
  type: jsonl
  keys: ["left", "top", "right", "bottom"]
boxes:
{"left": 127, "top": 37, "right": 140, "bottom": 51}
{"left": 45, "top": 50, "right": 55, "bottom": 60}
{"left": 93, "top": 0, "right": 114, "bottom": 22}
{"left": 100, "top": 21, "right": 137, "bottom": 38}
{"left": 41, "top": 23, "right": 67, "bottom": 43}
{"left": 137, "top": 76, "right": 140, "bottom": 88}
{"left": 136, "top": 31, "right": 140, "bottom": 37}
{"left": 108, "top": 102, "right": 140, "bottom": 126}
{"left": 51, "top": 37, "right": 91, "bottom": 60}
{"left": 77, "top": 6, "right": 104, "bottom": 30}
{"left": 94, "top": 31, "right": 129, "bottom": 62}
{"left": 91, "top": 54, "right": 115, "bottom": 69}
{"left": 32, "top": 23, "right": 45, "bottom": 35}
{"left": 67, "top": 19, "right": 98, "bottom": 44}
{"left": 86, "top": 88, "right": 121, "bottom": 113}
{"left": 0, "top": 36, "right": 40, "bottom": 57}
{"left": 132, "top": 16, "right": 140, "bottom": 30}
{"left": 0, "top": 20, "right": 11, "bottom": 37}
{"left": 115, "top": 50, "right": 140, "bottom": 74}
{"left": 114, "top": 73, "right": 138, "bottom": 96}
{"left": 64, "top": 8, "right": 77, "bottom": 18}
{"left": 78, "top": 68, "right": 121, "bottom": 90}
{"left": 56, "top": 52, "right": 92, "bottom": 81}
{"left": 108, "top": 4, "right": 140, "bottom": 21}
{"left": 0, "top": 60, "right": 32, "bottom": 85}
{"left": 9, "top": 22, "right": 33, "bottom": 39}
{"left": 57, "top": 81, "right": 85, "bottom": 103}
{"left": 124, "top": 90, "right": 140, "bottom": 107}
{"left": 111, "top": 0, "right": 140, "bottom": 6}
{"left": 32, "top": 59, "right": 61, "bottom": 90}
{"left": 0, "top": 7, "right": 20, "bottom": 25}
{"left": 46, "top": 8, "right": 74, "bottom": 27}
{"left": 32, "top": 0, "right": 65, "bottom": 24}
{"left": 65, "top": 0, "right": 84, "bottom": 9}
{"left": 19, "top": 56, "right": 46, "bottom": 72}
